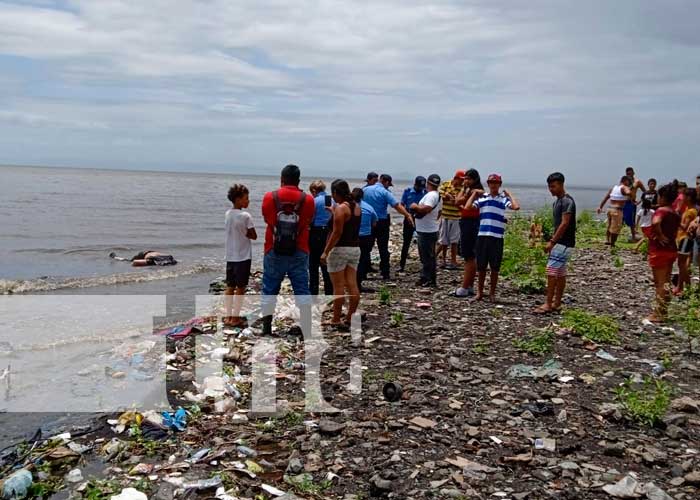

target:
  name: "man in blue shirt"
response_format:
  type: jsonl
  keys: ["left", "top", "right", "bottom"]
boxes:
{"left": 362, "top": 174, "right": 414, "bottom": 280}
{"left": 353, "top": 187, "right": 379, "bottom": 292}
{"left": 308, "top": 180, "right": 332, "bottom": 295}
{"left": 399, "top": 176, "right": 426, "bottom": 272}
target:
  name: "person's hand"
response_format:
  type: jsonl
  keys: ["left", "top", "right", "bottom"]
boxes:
{"left": 597, "top": 207, "right": 603, "bottom": 214}
{"left": 503, "top": 189, "right": 513, "bottom": 198}
{"left": 406, "top": 215, "right": 415, "bottom": 227}
{"left": 409, "top": 202, "right": 418, "bottom": 211}
{"left": 325, "top": 206, "right": 334, "bottom": 214}
{"left": 444, "top": 193, "right": 455, "bottom": 203}
{"left": 544, "top": 241, "right": 555, "bottom": 254}
{"left": 657, "top": 234, "right": 670, "bottom": 246}
{"left": 472, "top": 189, "right": 484, "bottom": 197}
{"left": 320, "top": 253, "right": 328, "bottom": 266}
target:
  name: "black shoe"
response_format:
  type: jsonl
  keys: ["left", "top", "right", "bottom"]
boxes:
{"left": 368, "top": 266, "right": 379, "bottom": 273}
{"left": 261, "top": 315, "right": 273, "bottom": 336}
{"left": 415, "top": 279, "right": 428, "bottom": 287}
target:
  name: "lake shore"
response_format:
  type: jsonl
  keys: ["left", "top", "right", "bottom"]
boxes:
{"left": 2, "top": 218, "right": 699, "bottom": 499}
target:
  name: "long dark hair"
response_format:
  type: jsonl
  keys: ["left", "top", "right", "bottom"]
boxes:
{"left": 331, "top": 179, "right": 354, "bottom": 204}
{"left": 641, "top": 196, "right": 652, "bottom": 215}
{"left": 464, "top": 168, "right": 483, "bottom": 191}
{"left": 658, "top": 182, "right": 679, "bottom": 207}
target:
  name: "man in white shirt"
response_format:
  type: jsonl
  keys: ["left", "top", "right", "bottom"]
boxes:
{"left": 410, "top": 174, "right": 442, "bottom": 287}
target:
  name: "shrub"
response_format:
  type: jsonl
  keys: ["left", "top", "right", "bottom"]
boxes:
{"left": 615, "top": 376, "right": 673, "bottom": 427}
{"left": 501, "top": 216, "right": 547, "bottom": 293}
{"left": 513, "top": 328, "right": 555, "bottom": 355}
{"left": 561, "top": 309, "right": 620, "bottom": 344}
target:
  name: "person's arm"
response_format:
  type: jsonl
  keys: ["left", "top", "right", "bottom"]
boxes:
{"left": 635, "top": 212, "right": 641, "bottom": 230}
{"left": 455, "top": 187, "right": 469, "bottom": 207}
{"left": 651, "top": 212, "right": 669, "bottom": 246}
{"left": 503, "top": 189, "right": 520, "bottom": 211}
{"left": 262, "top": 192, "right": 275, "bottom": 226}
{"left": 410, "top": 197, "right": 436, "bottom": 215}
{"left": 598, "top": 189, "right": 612, "bottom": 213}
{"left": 321, "top": 204, "right": 350, "bottom": 261}
{"left": 545, "top": 213, "right": 572, "bottom": 253}
{"left": 464, "top": 189, "right": 484, "bottom": 210}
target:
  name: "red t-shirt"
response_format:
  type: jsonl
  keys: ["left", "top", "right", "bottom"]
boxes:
{"left": 648, "top": 206, "right": 680, "bottom": 254}
{"left": 261, "top": 186, "right": 315, "bottom": 255}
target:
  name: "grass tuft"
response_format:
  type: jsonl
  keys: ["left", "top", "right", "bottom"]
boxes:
{"left": 513, "top": 328, "right": 555, "bottom": 355}
{"left": 615, "top": 376, "right": 673, "bottom": 427}
{"left": 561, "top": 308, "right": 620, "bottom": 344}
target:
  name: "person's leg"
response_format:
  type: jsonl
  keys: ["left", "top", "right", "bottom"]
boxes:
{"left": 344, "top": 265, "right": 361, "bottom": 320}
{"left": 462, "top": 258, "right": 476, "bottom": 289}
{"left": 553, "top": 276, "right": 566, "bottom": 309}
{"left": 488, "top": 238, "right": 504, "bottom": 302}
{"left": 475, "top": 237, "right": 487, "bottom": 300}
{"left": 288, "top": 250, "right": 313, "bottom": 337}
{"left": 489, "top": 271, "right": 499, "bottom": 302}
{"left": 416, "top": 232, "right": 428, "bottom": 284}
{"left": 675, "top": 254, "right": 689, "bottom": 294}
{"left": 261, "top": 252, "right": 285, "bottom": 335}
{"left": 376, "top": 218, "right": 391, "bottom": 279}
{"left": 224, "top": 286, "right": 235, "bottom": 318}
{"left": 308, "top": 228, "right": 322, "bottom": 295}
{"left": 427, "top": 232, "right": 438, "bottom": 285}
{"left": 450, "top": 243, "right": 458, "bottom": 266}
{"left": 328, "top": 270, "right": 346, "bottom": 323}
{"left": 318, "top": 228, "right": 333, "bottom": 295}
{"left": 399, "top": 219, "right": 413, "bottom": 271}
{"left": 357, "top": 235, "right": 374, "bottom": 289}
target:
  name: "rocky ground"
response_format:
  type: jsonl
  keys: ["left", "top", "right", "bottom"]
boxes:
{"left": 2, "top": 222, "right": 700, "bottom": 500}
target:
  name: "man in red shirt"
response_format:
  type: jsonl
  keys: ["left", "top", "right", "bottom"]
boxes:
{"left": 260, "top": 164, "right": 315, "bottom": 336}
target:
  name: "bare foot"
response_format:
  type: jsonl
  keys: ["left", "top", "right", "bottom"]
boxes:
{"left": 533, "top": 305, "right": 553, "bottom": 314}
{"left": 645, "top": 314, "right": 665, "bottom": 324}
{"left": 474, "top": 294, "right": 483, "bottom": 301}
{"left": 489, "top": 295, "right": 497, "bottom": 304}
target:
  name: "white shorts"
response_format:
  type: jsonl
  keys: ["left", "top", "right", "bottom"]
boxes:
{"left": 439, "top": 219, "right": 461, "bottom": 245}
{"left": 327, "top": 246, "right": 361, "bottom": 273}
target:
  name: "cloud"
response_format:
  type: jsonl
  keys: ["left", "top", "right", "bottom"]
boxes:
{"left": 0, "top": 0, "right": 699, "bottom": 183}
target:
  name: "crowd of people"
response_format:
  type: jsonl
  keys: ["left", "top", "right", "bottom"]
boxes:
{"left": 222, "top": 164, "right": 700, "bottom": 332}
{"left": 598, "top": 168, "right": 700, "bottom": 322}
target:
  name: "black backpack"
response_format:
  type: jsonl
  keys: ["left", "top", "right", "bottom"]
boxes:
{"left": 272, "top": 190, "right": 306, "bottom": 256}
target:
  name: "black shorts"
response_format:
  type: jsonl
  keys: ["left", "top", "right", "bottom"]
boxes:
{"left": 147, "top": 255, "right": 177, "bottom": 266}
{"left": 226, "top": 260, "right": 252, "bottom": 288}
{"left": 476, "top": 236, "right": 504, "bottom": 272}
{"left": 459, "top": 218, "right": 480, "bottom": 260}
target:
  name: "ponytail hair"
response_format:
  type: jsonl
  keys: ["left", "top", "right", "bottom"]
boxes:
{"left": 331, "top": 179, "right": 354, "bottom": 204}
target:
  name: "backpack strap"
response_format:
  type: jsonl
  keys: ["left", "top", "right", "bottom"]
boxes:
{"left": 272, "top": 190, "right": 282, "bottom": 212}
{"left": 293, "top": 191, "right": 306, "bottom": 213}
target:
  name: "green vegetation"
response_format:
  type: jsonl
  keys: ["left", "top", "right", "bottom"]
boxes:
{"left": 285, "top": 473, "right": 333, "bottom": 495}
{"left": 513, "top": 328, "right": 555, "bottom": 355}
{"left": 533, "top": 205, "right": 554, "bottom": 241}
{"left": 83, "top": 479, "right": 123, "bottom": 500}
{"left": 27, "top": 478, "right": 64, "bottom": 498}
{"left": 390, "top": 311, "right": 404, "bottom": 326}
{"left": 501, "top": 216, "right": 547, "bottom": 293}
{"left": 378, "top": 286, "right": 392, "bottom": 305}
{"left": 613, "top": 255, "right": 624, "bottom": 268}
{"left": 129, "top": 423, "right": 166, "bottom": 457}
{"left": 670, "top": 287, "right": 700, "bottom": 353}
{"left": 472, "top": 340, "right": 490, "bottom": 355}
{"left": 561, "top": 308, "right": 620, "bottom": 344}
{"left": 576, "top": 210, "right": 607, "bottom": 248}
{"left": 615, "top": 376, "right": 673, "bottom": 427}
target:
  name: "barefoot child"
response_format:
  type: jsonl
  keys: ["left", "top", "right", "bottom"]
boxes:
{"left": 675, "top": 188, "right": 698, "bottom": 295}
{"left": 225, "top": 184, "right": 257, "bottom": 327}
{"left": 465, "top": 173, "right": 520, "bottom": 302}
{"left": 646, "top": 183, "right": 681, "bottom": 323}
{"left": 634, "top": 197, "right": 655, "bottom": 252}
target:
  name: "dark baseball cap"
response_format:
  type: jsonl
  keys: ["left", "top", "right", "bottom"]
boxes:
{"left": 427, "top": 174, "right": 441, "bottom": 187}
{"left": 414, "top": 176, "right": 426, "bottom": 188}
{"left": 366, "top": 171, "right": 379, "bottom": 181}
{"left": 380, "top": 174, "right": 393, "bottom": 186}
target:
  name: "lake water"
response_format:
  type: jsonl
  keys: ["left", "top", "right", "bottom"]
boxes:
{"left": 0, "top": 165, "right": 606, "bottom": 444}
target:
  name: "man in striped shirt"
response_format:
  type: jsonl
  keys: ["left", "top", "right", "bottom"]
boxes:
{"left": 465, "top": 173, "right": 520, "bottom": 302}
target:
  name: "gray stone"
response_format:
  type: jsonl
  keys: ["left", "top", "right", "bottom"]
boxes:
{"left": 318, "top": 419, "right": 346, "bottom": 436}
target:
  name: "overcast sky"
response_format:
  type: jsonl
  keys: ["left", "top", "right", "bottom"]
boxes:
{"left": 0, "top": 0, "right": 699, "bottom": 185}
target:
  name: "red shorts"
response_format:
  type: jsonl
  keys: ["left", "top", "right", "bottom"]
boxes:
{"left": 642, "top": 226, "right": 653, "bottom": 239}
{"left": 648, "top": 250, "right": 677, "bottom": 269}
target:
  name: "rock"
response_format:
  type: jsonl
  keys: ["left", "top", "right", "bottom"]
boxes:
{"left": 602, "top": 475, "right": 642, "bottom": 498}
{"left": 684, "top": 471, "right": 700, "bottom": 486}
{"left": 110, "top": 488, "right": 148, "bottom": 500}
{"left": 370, "top": 475, "right": 394, "bottom": 495}
{"left": 670, "top": 396, "right": 700, "bottom": 413}
{"left": 641, "top": 482, "right": 673, "bottom": 500}
{"left": 409, "top": 416, "right": 438, "bottom": 429}
{"left": 532, "top": 469, "right": 555, "bottom": 482}
{"left": 65, "top": 468, "right": 83, "bottom": 483}
{"left": 319, "top": 419, "right": 346, "bottom": 436}
{"left": 559, "top": 461, "right": 580, "bottom": 471}
{"left": 286, "top": 458, "right": 303, "bottom": 474}
{"left": 664, "top": 424, "right": 687, "bottom": 439}
{"left": 603, "top": 442, "right": 626, "bottom": 457}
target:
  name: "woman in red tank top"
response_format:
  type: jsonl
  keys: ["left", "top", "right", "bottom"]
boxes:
{"left": 647, "top": 182, "right": 681, "bottom": 323}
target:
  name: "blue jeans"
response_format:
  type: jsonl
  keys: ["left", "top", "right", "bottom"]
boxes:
{"left": 262, "top": 250, "right": 311, "bottom": 317}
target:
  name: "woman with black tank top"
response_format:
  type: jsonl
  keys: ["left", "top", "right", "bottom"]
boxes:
{"left": 321, "top": 179, "right": 362, "bottom": 329}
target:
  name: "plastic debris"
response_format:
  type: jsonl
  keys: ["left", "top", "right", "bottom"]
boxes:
{"left": 65, "top": 468, "right": 83, "bottom": 483}
{"left": 2, "top": 468, "right": 33, "bottom": 499}
{"left": 534, "top": 438, "right": 556, "bottom": 452}
{"left": 183, "top": 477, "right": 223, "bottom": 491}
{"left": 110, "top": 487, "right": 148, "bottom": 500}
{"left": 596, "top": 349, "right": 618, "bottom": 361}
{"left": 602, "top": 474, "right": 641, "bottom": 498}
{"left": 161, "top": 407, "right": 187, "bottom": 431}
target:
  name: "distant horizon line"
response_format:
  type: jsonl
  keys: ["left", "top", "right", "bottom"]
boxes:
{"left": 0, "top": 162, "right": 610, "bottom": 190}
